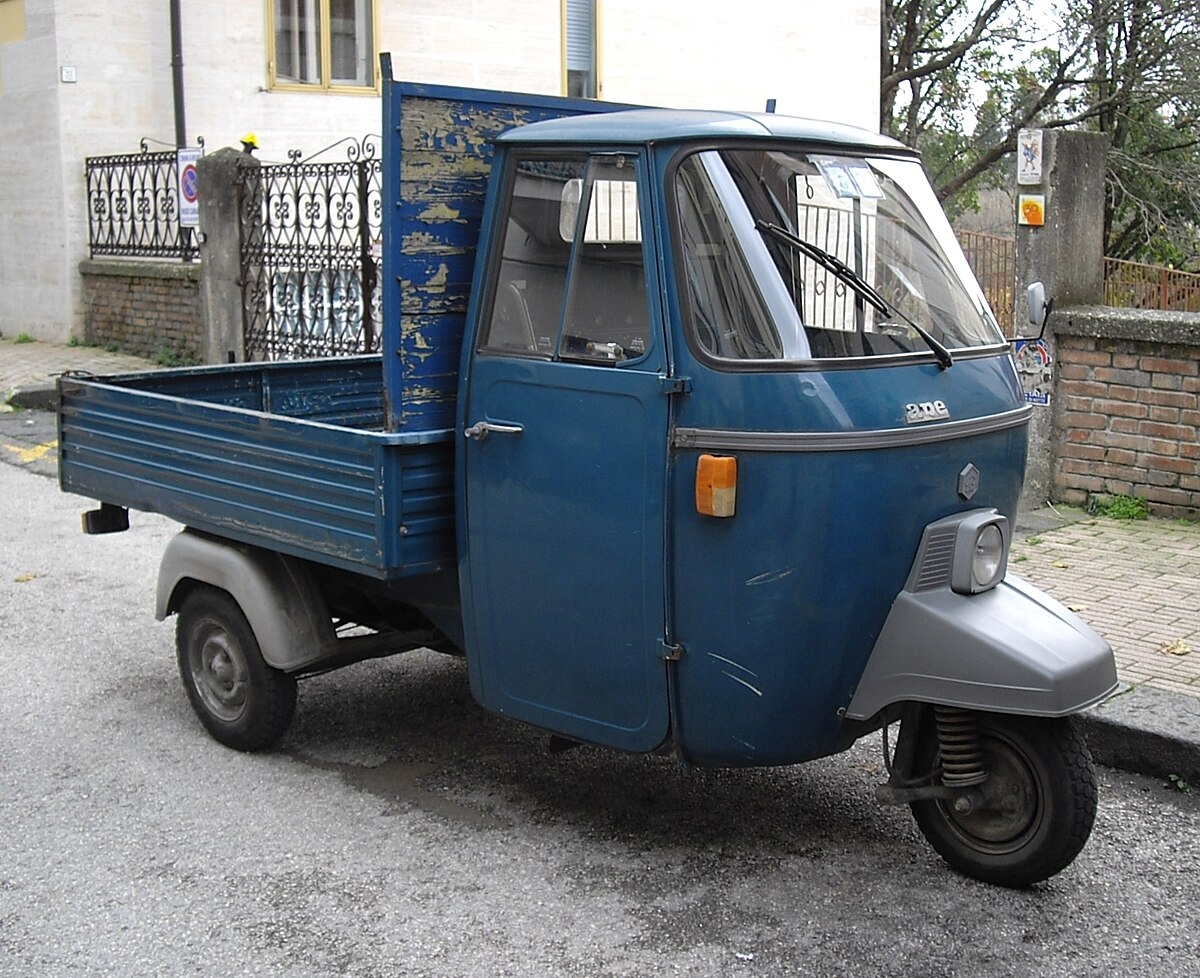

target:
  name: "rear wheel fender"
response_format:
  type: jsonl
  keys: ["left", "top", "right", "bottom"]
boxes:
{"left": 157, "top": 529, "right": 334, "bottom": 672}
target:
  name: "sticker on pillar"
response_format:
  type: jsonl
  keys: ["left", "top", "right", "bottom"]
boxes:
{"left": 1014, "top": 338, "right": 1053, "bottom": 406}
{"left": 1018, "top": 194, "right": 1045, "bottom": 227}
{"left": 1017, "top": 129, "right": 1043, "bottom": 185}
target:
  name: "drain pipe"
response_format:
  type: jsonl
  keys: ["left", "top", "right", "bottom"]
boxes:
{"left": 170, "top": 0, "right": 186, "bottom": 147}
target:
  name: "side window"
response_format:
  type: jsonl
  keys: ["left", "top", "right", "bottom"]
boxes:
{"left": 674, "top": 153, "right": 782, "bottom": 359}
{"left": 481, "top": 155, "right": 653, "bottom": 365}
{"left": 560, "top": 156, "right": 651, "bottom": 363}
{"left": 482, "top": 158, "right": 585, "bottom": 356}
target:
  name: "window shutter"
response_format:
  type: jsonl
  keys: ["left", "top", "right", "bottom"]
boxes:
{"left": 565, "top": 0, "right": 594, "bottom": 71}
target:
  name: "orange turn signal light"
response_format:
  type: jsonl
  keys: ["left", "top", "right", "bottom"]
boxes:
{"left": 696, "top": 454, "right": 737, "bottom": 518}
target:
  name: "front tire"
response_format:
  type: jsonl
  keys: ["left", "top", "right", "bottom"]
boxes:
{"left": 910, "top": 713, "right": 1098, "bottom": 887}
{"left": 175, "top": 585, "right": 297, "bottom": 751}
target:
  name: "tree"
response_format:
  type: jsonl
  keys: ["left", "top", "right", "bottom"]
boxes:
{"left": 1079, "top": 1, "right": 1200, "bottom": 262}
{"left": 881, "top": 0, "right": 1200, "bottom": 264}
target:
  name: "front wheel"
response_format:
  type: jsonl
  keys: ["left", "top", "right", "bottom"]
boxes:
{"left": 910, "top": 713, "right": 1098, "bottom": 887}
{"left": 175, "top": 585, "right": 297, "bottom": 751}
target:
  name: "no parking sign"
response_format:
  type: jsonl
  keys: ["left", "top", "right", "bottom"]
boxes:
{"left": 177, "top": 147, "right": 201, "bottom": 228}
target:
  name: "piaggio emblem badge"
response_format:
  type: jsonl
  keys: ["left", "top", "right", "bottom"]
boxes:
{"left": 904, "top": 400, "right": 950, "bottom": 425}
{"left": 958, "top": 463, "right": 981, "bottom": 500}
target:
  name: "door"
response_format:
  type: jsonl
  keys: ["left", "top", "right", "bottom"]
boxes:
{"left": 461, "top": 152, "right": 671, "bottom": 751}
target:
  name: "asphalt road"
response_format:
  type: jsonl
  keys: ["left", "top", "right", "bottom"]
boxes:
{"left": 2, "top": 435, "right": 1199, "bottom": 977}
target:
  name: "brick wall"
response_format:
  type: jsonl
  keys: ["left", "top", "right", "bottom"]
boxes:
{"left": 1052, "top": 309, "right": 1200, "bottom": 519}
{"left": 79, "top": 259, "right": 202, "bottom": 364}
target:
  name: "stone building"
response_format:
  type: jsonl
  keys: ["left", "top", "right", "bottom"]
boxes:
{"left": 0, "top": 0, "right": 881, "bottom": 342}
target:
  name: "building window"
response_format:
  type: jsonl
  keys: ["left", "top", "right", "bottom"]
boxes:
{"left": 562, "top": 0, "right": 598, "bottom": 98}
{"left": 269, "top": 0, "right": 377, "bottom": 92}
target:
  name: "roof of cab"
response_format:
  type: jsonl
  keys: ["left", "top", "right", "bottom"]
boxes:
{"left": 497, "top": 108, "right": 911, "bottom": 154}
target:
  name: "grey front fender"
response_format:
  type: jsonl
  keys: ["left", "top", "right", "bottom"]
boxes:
{"left": 845, "top": 573, "right": 1119, "bottom": 721}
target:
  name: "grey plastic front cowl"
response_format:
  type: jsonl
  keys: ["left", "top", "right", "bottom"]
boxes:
{"left": 845, "top": 573, "right": 1119, "bottom": 721}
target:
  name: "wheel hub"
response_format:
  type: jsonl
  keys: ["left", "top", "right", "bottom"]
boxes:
{"left": 943, "top": 739, "right": 1039, "bottom": 848}
{"left": 191, "top": 629, "right": 248, "bottom": 722}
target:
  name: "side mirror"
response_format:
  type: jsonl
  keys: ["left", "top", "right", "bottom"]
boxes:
{"left": 1014, "top": 281, "right": 1054, "bottom": 343}
{"left": 1027, "top": 281, "right": 1049, "bottom": 328}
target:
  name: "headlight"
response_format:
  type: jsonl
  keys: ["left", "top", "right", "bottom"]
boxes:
{"left": 951, "top": 514, "right": 1009, "bottom": 594}
{"left": 972, "top": 524, "right": 1004, "bottom": 588}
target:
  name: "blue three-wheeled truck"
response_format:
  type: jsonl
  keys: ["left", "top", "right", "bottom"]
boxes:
{"left": 59, "top": 57, "right": 1117, "bottom": 887}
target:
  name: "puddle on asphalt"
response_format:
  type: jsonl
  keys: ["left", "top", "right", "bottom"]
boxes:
{"left": 288, "top": 752, "right": 507, "bottom": 829}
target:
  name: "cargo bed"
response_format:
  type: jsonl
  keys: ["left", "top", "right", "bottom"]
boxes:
{"left": 56, "top": 75, "right": 612, "bottom": 581}
{"left": 58, "top": 356, "right": 455, "bottom": 579}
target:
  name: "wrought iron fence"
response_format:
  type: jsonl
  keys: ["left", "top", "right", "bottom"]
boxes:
{"left": 85, "top": 140, "right": 200, "bottom": 260}
{"left": 1103, "top": 257, "right": 1200, "bottom": 313}
{"left": 955, "top": 229, "right": 1016, "bottom": 334}
{"left": 238, "top": 137, "right": 382, "bottom": 361}
{"left": 950, "top": 235, "right": 1200, "bottom": 321}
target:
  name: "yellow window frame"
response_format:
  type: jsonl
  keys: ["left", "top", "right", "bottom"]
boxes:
{"left": 266, "top": 0, "right": 381, "bottom": 95}
{"left": 560, "top": 0, "right": 603, "bottom": 99}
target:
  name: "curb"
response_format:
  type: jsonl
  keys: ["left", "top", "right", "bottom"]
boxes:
{"left": 5, "top": 386, "right": 58, "bottom": 412}
{"left": 1080, "top": 685, "right": 1200, "bottom": 786}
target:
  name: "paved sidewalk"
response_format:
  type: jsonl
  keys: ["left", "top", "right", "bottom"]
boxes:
{"left": 1, "top": 336, "right": 158, "bottom": 409}
{"left": 1011, "top": 508, "right": 1200, "bottom": 783}
{"left": 1011, "top": 512, "right": 1200, "bottom": 699}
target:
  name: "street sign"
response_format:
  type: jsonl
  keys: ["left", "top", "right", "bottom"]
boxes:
{"left": 178, "top": 148, "right": 201, "bottom": 228}
{"left": 1017, "top": 129, "right": 1043, "bottom": 185}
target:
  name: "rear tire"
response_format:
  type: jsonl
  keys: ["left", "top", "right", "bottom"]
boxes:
{"left": 910, "top": 713, "right": 1097, "bottom": 887}
{"left": 175, "top": 585, "right": 297, "bottom": 751}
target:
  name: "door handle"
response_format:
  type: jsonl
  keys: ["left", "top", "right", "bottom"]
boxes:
{"left": 464, "top": 420, "right": 524, "bottom": 442}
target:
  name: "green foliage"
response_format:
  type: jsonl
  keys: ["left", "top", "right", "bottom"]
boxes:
{"left": 1088, "top": 493, "right": 1150, "bottom": 520}
{"left": 13, "top": 333, "right": 34, "bottom": 344}
{"left": 1105, "top": 106, "right": 1200, "bottom": 267}
{"left": 882, "top": 0, "right": 1200, "bottom": 267}
{"left": 1167, "top": 773, "right": 1192, "bottom": 793}
{"left": 153, "top": 348, "right": 199, "bottom": 368}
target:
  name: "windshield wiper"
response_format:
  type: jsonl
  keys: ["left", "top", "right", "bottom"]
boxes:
{"left": 755, "top": 220, "right": 954, "bottom": 369}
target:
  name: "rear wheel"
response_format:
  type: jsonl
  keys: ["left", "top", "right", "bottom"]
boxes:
{"left": 175, "top": 585, "right": 297, "bottom": 751}
{"left": 910, "top": 713, "right": 1097, "bottom": 887}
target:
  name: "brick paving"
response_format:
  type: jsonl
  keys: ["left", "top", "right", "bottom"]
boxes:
{"left": 1011, "top": 513, "right": 1200, "bottom": 699}
{"left": 1, "top": 337, "right": 156, "bottom": 397}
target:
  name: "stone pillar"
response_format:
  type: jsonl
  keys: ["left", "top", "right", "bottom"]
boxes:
{"left": 1014, "top": 130, "right": 1108, "bottom": 512}
{"left": 197, "top": 147, "right": 258, "bottom": 364}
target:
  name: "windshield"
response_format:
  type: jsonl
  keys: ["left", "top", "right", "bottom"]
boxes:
{"left": 673, "top": 148, "right": 1004, "bottom": 362}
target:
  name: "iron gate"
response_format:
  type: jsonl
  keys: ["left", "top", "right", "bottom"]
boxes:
{"left": 238, "top": 137, "right": 382, "bottom": 360}
{"left": 86, "top": 141, "right": 201, "bottom": 261}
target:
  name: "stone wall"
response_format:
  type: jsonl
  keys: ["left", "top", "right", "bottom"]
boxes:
{"left": 79, "top": 259, "right": 202, "bottom": 364}
{"left": 1050, "top": 308, "right": 1200, "bottom": 520}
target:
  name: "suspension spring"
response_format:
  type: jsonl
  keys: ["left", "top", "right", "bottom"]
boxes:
{"left": 933, "top": 706, "right": 989, "bottom": 788}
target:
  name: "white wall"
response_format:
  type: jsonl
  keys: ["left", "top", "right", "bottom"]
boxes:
{"left": 0, "top": 0, "right": 880, "bottom": 341}
{"left": 1, "top": 1, "right": 71, "bottom": 341}
{"left": 180, "top": 1, "right": 564, "bottom": 164}
{"left": 600, "top": 0, "right": 880, "bottom": 128}
{"left": 0, "top": 0, "right": 176, "bottom": 341}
